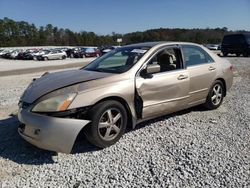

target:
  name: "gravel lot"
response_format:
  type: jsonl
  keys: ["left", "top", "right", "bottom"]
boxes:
{"left": 0, "top": 57, "right": 249, "bottom": 187}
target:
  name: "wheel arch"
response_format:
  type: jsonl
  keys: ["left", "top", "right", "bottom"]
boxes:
{"left": 94, "top": 96, "right": 134, "bottom": 129}
{"left": 215, "top": 78, "right": 227, "bottom": 96}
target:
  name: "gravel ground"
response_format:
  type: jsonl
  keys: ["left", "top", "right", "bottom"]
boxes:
{"left": 0, "top": 57, "right": 249, "bottom": 187}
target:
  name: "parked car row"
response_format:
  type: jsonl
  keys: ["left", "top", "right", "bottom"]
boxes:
{"left": 0, "top": 48, "right": 67, "bottom": 61}
{"left": 0, "top": 46, "right": 121, "bottom": 61}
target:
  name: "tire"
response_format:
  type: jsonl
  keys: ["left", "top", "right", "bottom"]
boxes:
{"left": 236, "top": 53, "right": 240, "bottom": 57}
{"left": 62, "top": 55, "right": 66, "bottom": 59}
{"left": 204, "top": 80, "right": 224, "bottom": 110}
{"left": 85, "top": 100, "right": 127, "bottom": 148}
{"left": 243, "top": 52, "right": 248, "bottom": 57}
{"left": 222, "top": 52, "right": 228, "bottom": 57}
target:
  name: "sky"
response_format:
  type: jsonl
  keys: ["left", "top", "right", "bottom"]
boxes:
{"left": 0, "top": 0, "right": 250, "bottom": 35}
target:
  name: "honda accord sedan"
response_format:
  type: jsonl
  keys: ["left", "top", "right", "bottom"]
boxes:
{"left": 18, "top": 42, "right": 233, "bottom": 153}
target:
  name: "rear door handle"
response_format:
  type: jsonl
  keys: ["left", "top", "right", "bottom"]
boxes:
{"left": 208, "top": 66, "right": 216, "bottom": 71}
{"left": 177, "top": 74, "right": 188, "bottom": 80}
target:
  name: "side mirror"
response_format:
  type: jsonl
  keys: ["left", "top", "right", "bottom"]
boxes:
{"left": 140, "top": 64, "right": 160, "bottom": 78}
{"left": 146, "top": 64, "right": 160, "bottom": 74}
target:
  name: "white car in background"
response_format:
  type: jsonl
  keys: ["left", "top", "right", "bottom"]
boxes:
{"left": 102, "top": 46, "right": 120, "bottom": 54}
{"left": 42, "top": 50, "right": 67, "bottom": 60}
{"left": 205, "top": 44, "right": 220, "bottom": 50}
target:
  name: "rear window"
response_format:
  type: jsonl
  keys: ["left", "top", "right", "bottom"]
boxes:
{"left": 245, "top": 35, "right": 250, "bottom": 44}
{"left": 223, "top": 35, "right": 245, "bottom": 44}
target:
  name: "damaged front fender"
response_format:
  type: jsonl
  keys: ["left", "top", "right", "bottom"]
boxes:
{"left": 18, "top": 109, "right": 90, "bottom": 153}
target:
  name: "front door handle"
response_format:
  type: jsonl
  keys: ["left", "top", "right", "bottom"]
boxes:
{"left": 208, "top": 66, "right": 216, "bottom": 71}
{"left": 177, "top": 74, "right": 188, "bottom": 80}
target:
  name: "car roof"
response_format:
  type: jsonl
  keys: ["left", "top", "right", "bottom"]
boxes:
{"left": 124, "top": 41, "right": 199, "bottom": 48}
{"left": 224, "top": 33, "right": 250, "bottom": 37}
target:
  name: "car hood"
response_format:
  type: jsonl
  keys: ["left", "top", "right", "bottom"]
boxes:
{"left": 21, "top": 69, "right": 113, "bottom": 103}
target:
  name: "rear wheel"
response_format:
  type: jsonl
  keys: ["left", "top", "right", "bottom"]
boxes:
{"left": 223, "top": 52, "right": 228, "bottom": 57}
{"left": 236, "top": 53, "right": 241, "bottom": 57}
{"left": 62, "top": 55, "right": 66, "bottom": 59}
{"left": 243, "top": 52, "right": 249, "bottom": 57}
{"left": 85, "top": 100, "right": 127, "bottom": 148}
{"left": 204, "top": 80, "right": 224, "bottom": 110}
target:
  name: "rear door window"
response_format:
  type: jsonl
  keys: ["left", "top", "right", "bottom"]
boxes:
{"left": 182, "top": 45, "right": 214, "bottom": 67}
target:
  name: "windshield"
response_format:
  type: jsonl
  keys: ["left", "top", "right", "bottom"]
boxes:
{"left": 83, "top": 46, "right": 150, "bottom": 73}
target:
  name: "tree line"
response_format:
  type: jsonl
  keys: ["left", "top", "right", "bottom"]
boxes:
{"left": 0, "top": 17, "right": 248, "bottom": 47}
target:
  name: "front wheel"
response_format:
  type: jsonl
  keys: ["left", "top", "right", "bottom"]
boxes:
{"left": 204, "top": 80, "right": 224, "bottom": 110}
{"left": 85, "top": 100, "right": 127, "bottom": 148}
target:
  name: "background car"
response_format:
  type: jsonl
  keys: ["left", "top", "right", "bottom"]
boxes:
{"left": 221, "top": 33, "right": 250, "bottom": 57}
{"left": 73, "top": 47, "right": 101, "bottom": 58}
{"left": 205, "top": 44, "right": 220, "bottom": 50}
{"left": 0, "top": 49, "right": 14, "bottom": 58}
{"left": 41, "top": 50, "right": 67, "bottom": 60}
{"left": 79, "top": 47, "right": 102, "bottom": 58}
{"left": 65, "top": 48, "right": 78, "bottom": 58}
{"left": 101, "top": 46, "right": 120, "bottom": 54}
{"left": 33, "top": 49, "right": 49, "bottom": 60}
{"left": 16, "top": 50, "right": 33, "bottom": 60}
{"left": 10, "top": 49, "right": 24, "bottom": 59}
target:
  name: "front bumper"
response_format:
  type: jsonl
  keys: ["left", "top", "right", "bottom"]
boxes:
{"left": 18, "top": 109, "right": 90, "bottom": 153}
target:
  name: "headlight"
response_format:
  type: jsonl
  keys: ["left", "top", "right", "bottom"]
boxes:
{"left": 32, "top": 93, "right": 77, "bottom": 112}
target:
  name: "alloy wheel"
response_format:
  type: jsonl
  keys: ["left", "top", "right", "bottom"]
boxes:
{"left": 211, "top": 84, "right": 223, "bottom": 105}
{"left": 98, "top": 108, "right": 122, "bottom": 141}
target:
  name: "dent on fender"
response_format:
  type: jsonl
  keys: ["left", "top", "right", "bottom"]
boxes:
{"left": 18, "top": 109, "right": 91, "bottom": 153}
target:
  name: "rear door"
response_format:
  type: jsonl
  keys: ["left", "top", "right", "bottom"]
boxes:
{"left": 181, "top": 45, "right": 217, "bottom": 106}
{"left": 136, "top": 46, "right": 190, "bottom": 119}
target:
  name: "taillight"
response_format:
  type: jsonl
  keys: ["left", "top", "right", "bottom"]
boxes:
{"left": 229, "top": 65, "right": 234, "bottom": 72}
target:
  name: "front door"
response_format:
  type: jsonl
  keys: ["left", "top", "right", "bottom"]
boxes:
{"left": 136, "top": 47, "right": 190, "bottom": 119}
